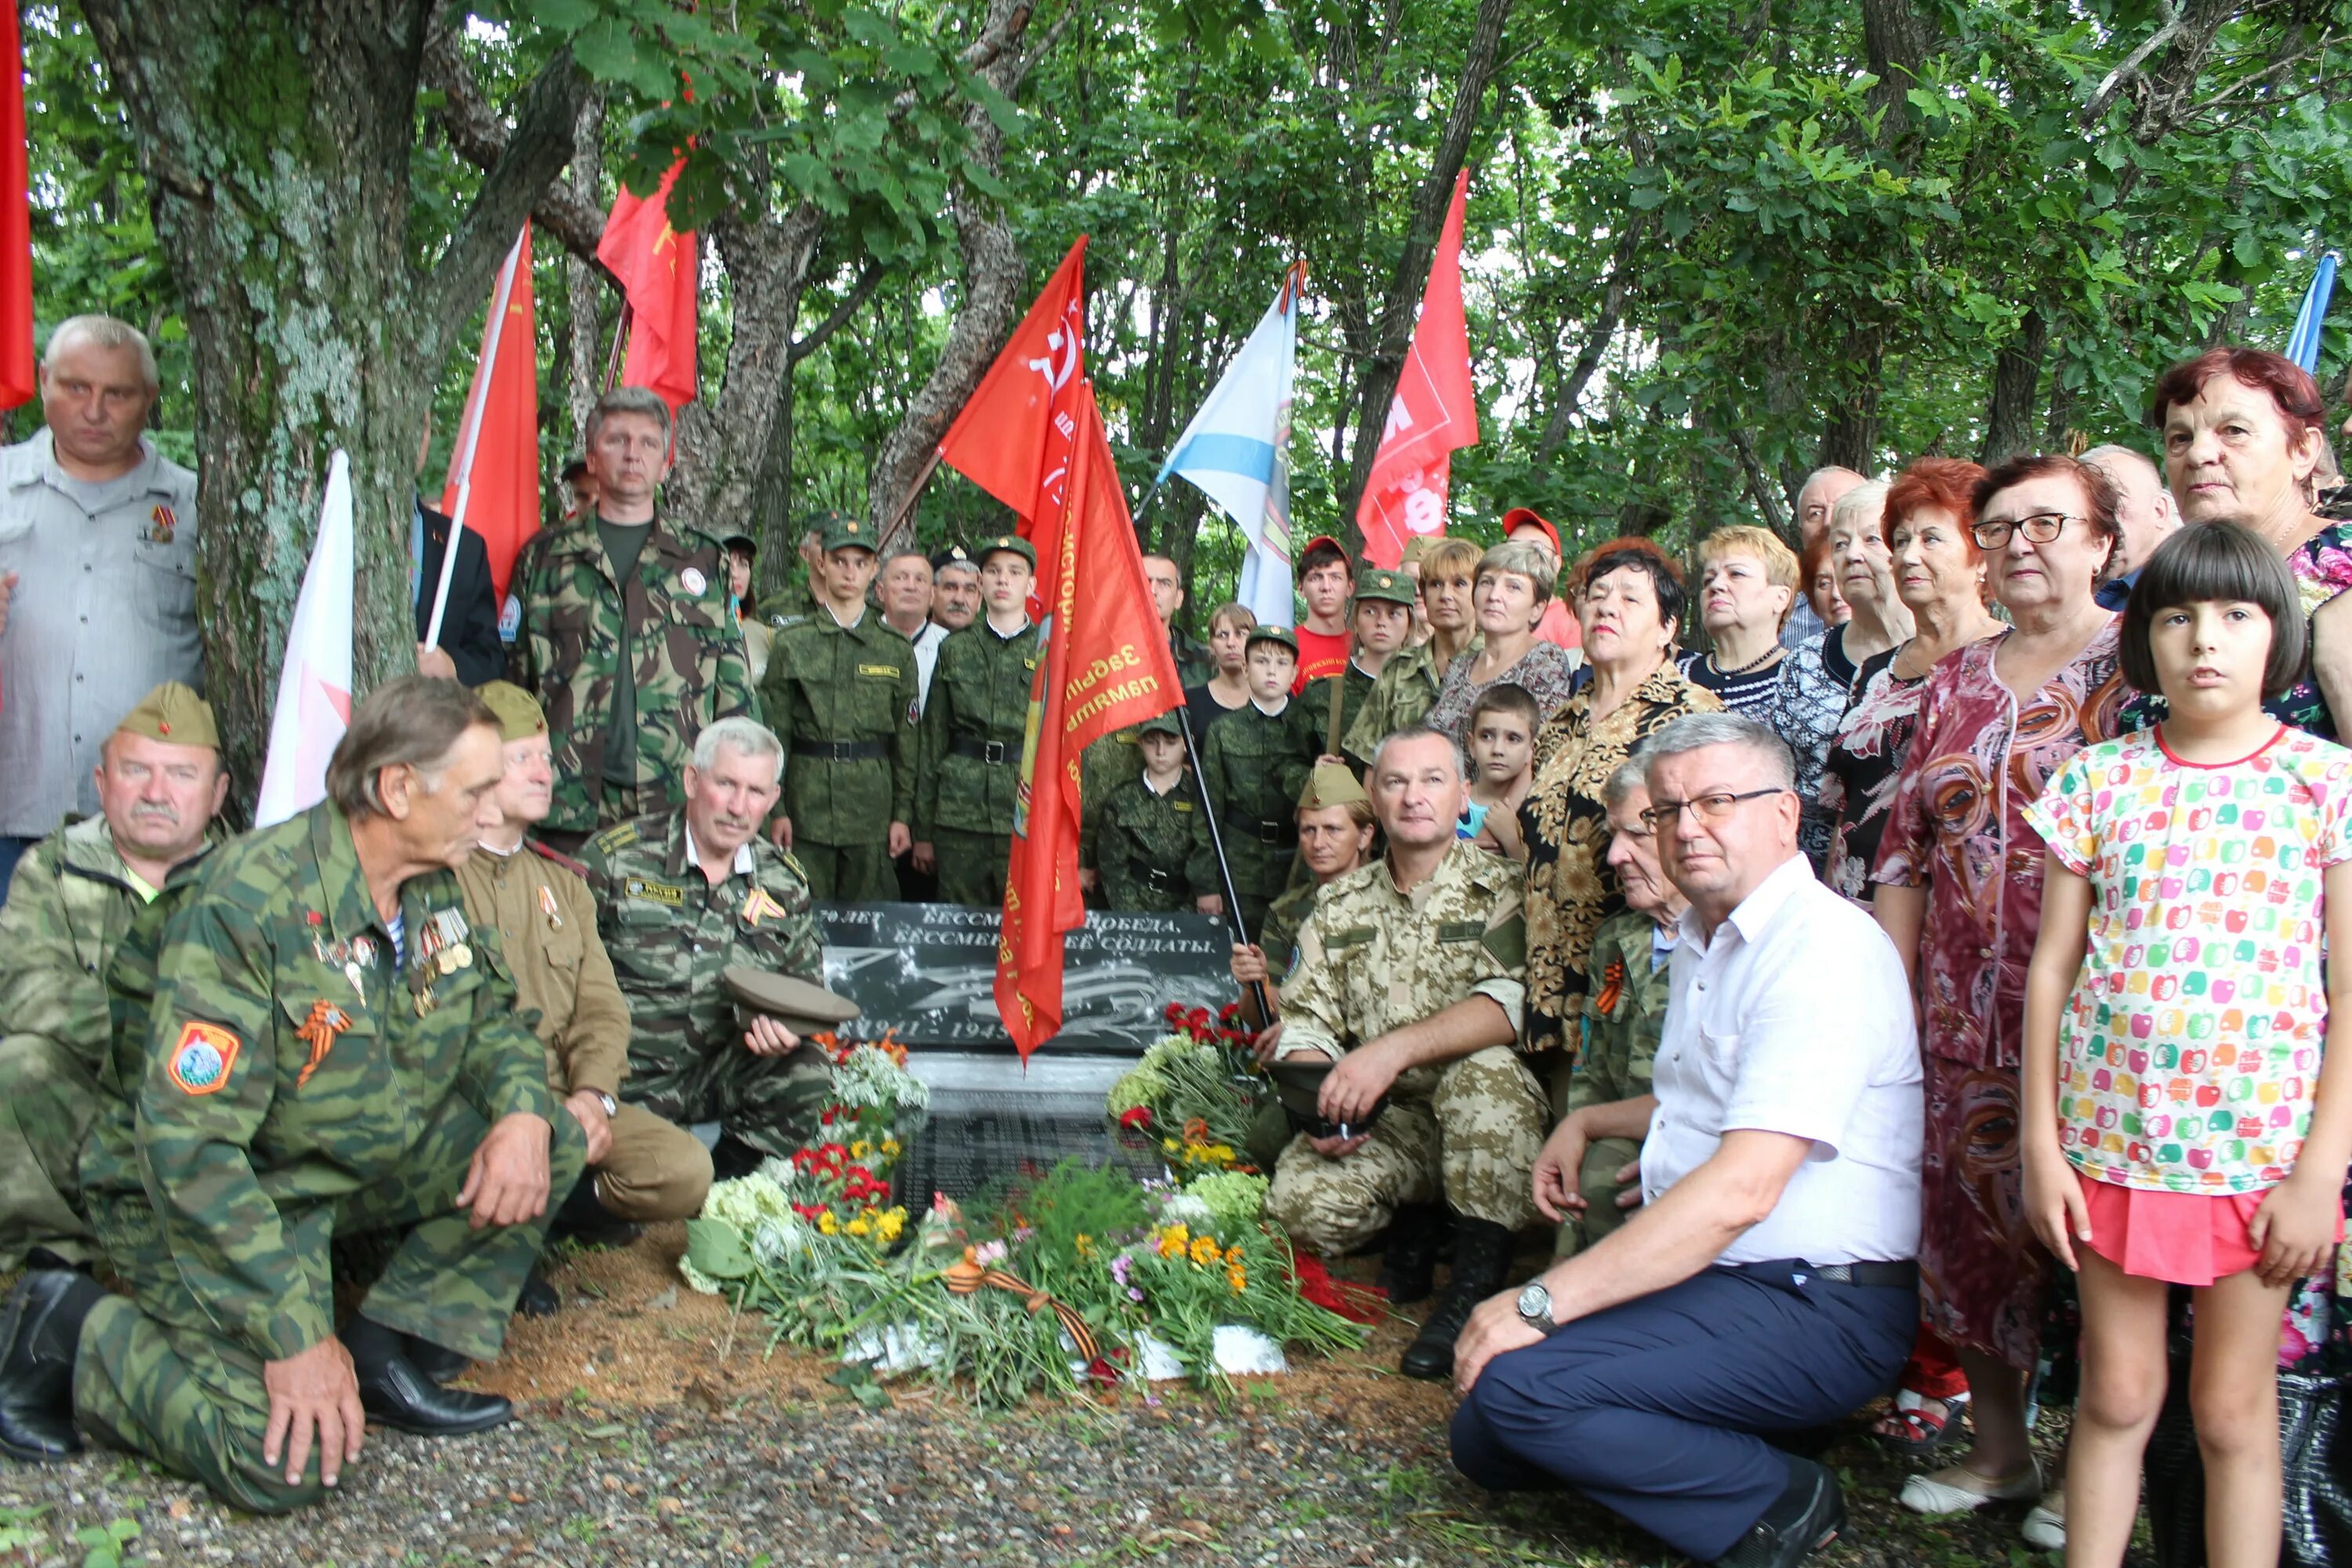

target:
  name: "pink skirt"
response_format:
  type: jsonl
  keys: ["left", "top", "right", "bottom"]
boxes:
{"left": 2076, "top": 1171, "right": 2345, "bottom": 1287}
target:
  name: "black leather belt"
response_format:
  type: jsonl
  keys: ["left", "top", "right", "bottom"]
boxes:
{"left": 952, "top": 736, "right": 1014, "bottom": 764}
{"left": 793, "top": 739, "right": 887, "bottom": 761}
{"left": 1806, "top": 1260, "right": 1917, "bottom": 1288}
{"left": 1225, "top": 811, "right": 1296, "bottom": 847}
{"left": 1126, "top": 863, "right": 1176, "bottom": 892}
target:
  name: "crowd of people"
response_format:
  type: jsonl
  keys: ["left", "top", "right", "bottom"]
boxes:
{"left": 0, "top": 308, "right": 2347, "bottom": 1568}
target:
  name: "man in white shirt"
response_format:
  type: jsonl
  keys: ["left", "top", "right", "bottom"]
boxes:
{"left": 1450, "top": 711, "right": 1922, "bottom": 1568}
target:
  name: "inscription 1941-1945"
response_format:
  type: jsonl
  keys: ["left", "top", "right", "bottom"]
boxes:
{"left": 814, "top": 902, "right": 1234, "bottom": 1055}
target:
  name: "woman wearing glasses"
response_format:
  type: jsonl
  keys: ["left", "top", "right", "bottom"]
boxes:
{"left": 1870, "top": 453, "right": 2129, "bottom": 1538}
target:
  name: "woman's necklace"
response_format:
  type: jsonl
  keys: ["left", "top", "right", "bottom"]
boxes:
{"left": 1706, "top": 641, "right": 1782, "bottom": 679}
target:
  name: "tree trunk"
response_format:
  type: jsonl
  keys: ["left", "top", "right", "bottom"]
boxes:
{"left": 567, "top": 93, "right": 606, "bottom": 447}
{"left": 80, "top": 0, "right": 586, "bottom": 798}
{"left": 1977, "top": 307, "right": 2047, "bottom": 465}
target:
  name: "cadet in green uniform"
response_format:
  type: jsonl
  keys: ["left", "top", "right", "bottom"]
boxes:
{"left": 1194, "top": 625, "right": 1318, "bottom": 938}
{"left": 1302, "top": 565, "right": 1415, "bottom": 768}
{"left": 507, "top": 387, "right": 756, "bottom": 844}
{"left": 578, "top": 717, "right": 829, "bottom": 1176}
{"left": 0, "top": 684, "right": 228, "bottom": 1269}
{"left": 1536, "top": 758, "right": 1681, "bottom": 1258}
{"left": 914, "top": 535, "right": 1039, "bottom": 908}
{"left": 759, "top": 512, "right": 918, "bottom": 902}
{"left": 1264, "top": 726, "right": 1547, "bottom": 1381}
{"left": 1344, "top": 536, "right": 1484, "bottom": 761}
{"left": 0, "top": 678, "right": 584, "bottom": 1510}
{"left": 1085, "top": 713, "right": 1221, "bottom": 914}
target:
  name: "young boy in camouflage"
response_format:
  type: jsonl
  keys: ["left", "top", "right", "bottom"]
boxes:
{"left": 1085, "top": 712, "right": 1222, "bottom": 915}
{"left": 1303, "top": 564, "right": 1415, "bottom": 768}
{"left": 913, "top": 535, "right": 1039, "bottom": 907}
{"left": 1194, "top": 625, "right": 1318, "bottom": 939}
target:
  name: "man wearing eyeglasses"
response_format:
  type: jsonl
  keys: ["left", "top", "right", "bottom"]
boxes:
{"left": 1450, "top": 711, "right": 1922, "bottom": 1568}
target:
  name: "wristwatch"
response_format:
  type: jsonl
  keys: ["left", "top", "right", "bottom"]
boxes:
{"left": 1515, "top": 1280, "right": 1556, "bottom": 1333}
{"left": 592, "top": 1091, "right": 618, "bottom": 1117}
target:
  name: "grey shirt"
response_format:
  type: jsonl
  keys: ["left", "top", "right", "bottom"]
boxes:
{"left": 0, "top": 431, "right": 201, "bottom": 837}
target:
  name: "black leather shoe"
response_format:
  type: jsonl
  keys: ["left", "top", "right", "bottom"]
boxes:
{"left": 549, "top": 1176, "right": 641, "bottom": 1250}
{"left": 355, "top": 1355, "right": 513, "bottom": 1437}
{"left": 1708, "top": 1455, "right": 1845, "bottom": 1567}
{"left": 1399, "top": 1216, "right": 1517, "bottom": 1381}
{"left": 515, "top": 1268, "right": 560, "bottom": 1319}
{"left": 709, "top": 1134, "right": 767, "bottom": 1182}
{"left": 1375, "top": 1203, "right": 1445, "bottom": 1305}
{"left": 0, "top": 1271, "right": 105, "bottom": 1461}
{"left": 405, "top": 1337, "right": 471, "bottom": 1383}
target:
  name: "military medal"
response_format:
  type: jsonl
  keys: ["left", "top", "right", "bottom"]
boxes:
{"left": 539, "top": 884, "right": 563, "bottom": 928}
{"left": 293, "top": 1000, "right": 353, "bottom": 1087}
{"left": 146, "top": 504, "right": 177, "bottom": 545}
{"left": 344, "top": 960, "right": 366, "bottom": 1000}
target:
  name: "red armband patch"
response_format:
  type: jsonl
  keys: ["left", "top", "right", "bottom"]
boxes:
{"left": 167, "top": 1022, "right": 241, "bottom": 1095}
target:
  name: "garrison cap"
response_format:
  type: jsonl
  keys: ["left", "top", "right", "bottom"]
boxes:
{"left": 1138, "top": 710, "right": 1186, "bottom": 740}
{"left": 1298, "top": 760, "right": 1369, "bottom": 812}
{"left": 114, "top": 682, "right": 218, "bottom": 750}
{"left": 818, "top": 514, "right": 877, "bottom": 555}
{"left": 1399, "top": 536, "right": 1439, "bottom": 568}
{"left": 724, "top": 966, "right": 862, "bottom": 1036}
{"left": 1352, "top": 565, "right": 1414, "bottom": 606}
{"left": 977, "top": 533, "right": 1036, "bottom": 570}
{"left": 1244, "top": 623, "right": 1298, "bottom": 657}
{"left": 477, "top": 680, "right": 548, "bottom": 742}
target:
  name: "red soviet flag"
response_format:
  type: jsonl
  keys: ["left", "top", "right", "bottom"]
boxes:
{"left": 439, "top": 226, "right": 540, "bottom": 603}
{"left": 0, "top": 2, "right": 31, "bottom": 408}
{"left": 1354, "top": 169, "right": 1477, "bottom": 568}
{"left": 597, "top": 159, "right": 699, "bottom": 414}
{"left": 996, "top": 382, "right": 1184, "bottom": 1058}
{"left": 937, "top": 238, "right": 1087, "bottom": 590}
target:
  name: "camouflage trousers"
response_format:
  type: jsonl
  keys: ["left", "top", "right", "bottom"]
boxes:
{"left": 0, "top": 1031, "right": 100, "bottom": 1267}
{"left": 72, "top": 1094, "right": 586, "bottom": 1515}
{"left": 792, "top": 839, "right": 898, "bottom": 904}
{"left": 1265, "top": 1047, "right": 1546, "bottom": 1257}
{"left": 931, "top": 827, "right": 1011, "bottom": 909}
{"left": 624, "top": 1031, "right": 832, "bottom": 1161}
{"left": 1552, "top": 1134, "right": 1645, "bottom": 1258}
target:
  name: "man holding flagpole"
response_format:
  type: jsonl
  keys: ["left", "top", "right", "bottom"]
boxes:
{"left": 409, "top": 412, "right": 502, "bottom": 686}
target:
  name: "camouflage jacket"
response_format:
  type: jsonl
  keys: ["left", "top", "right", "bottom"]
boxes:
{"left": 1093, "top": 771, "right": 1220, "bottom": 912}
{"left": 1170, "top": 629, "right": 1213, "bottom": 688}
{"left": 79, "top": 801, "right": 552, "bottom": 1361}
{"left": 1342, "top": 634, "right": 1477, "bottom": 763}
{"left": 1302, "top": 661, "right": 1377, "bottom": 766}
{"left": 758, "top": 605, "right": 917, "bottom": 846}
{"left": 1568, "top": 907, "right": 1673, "bottom": 1112}
{"left": 1255, "top": 877, "right": 1321, "bottom": 975}
{"left": 1275, "top": 842, "right": 1528, "bottom": 1091}
{"left": 508, "top": 514, "right": 757, "bottom": 834}
{"left": 916, "top": 618, "right": 1040, "bottom": 838}
{"left": 0, "top": 815, "right": 216, "bottom": 1083}
{"left": 1196, "top": 700, "right": 1319, "bottom": 838}
{"left": 452, "top": 841, "right": 631, "bottom": 1099}
{"left": 578, "top": 810, "right": 822, "bottom": 1062}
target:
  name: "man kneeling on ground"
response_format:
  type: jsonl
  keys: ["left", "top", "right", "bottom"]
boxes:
{"left": 1264, "top": 726, "right": 1548, "bottom": 1381}
{"left": 1451, "top": 713, "right": 1921, "bottom": 1568}
{"left": 0, "top": 677, "right": 584, "bottom": 1512}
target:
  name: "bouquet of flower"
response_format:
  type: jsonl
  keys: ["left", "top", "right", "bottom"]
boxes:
{"left": 1107, "top": 1003, "right": 1268, "bottom": 1156}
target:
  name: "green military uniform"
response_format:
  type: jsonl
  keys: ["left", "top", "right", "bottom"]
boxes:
{"left": 509, "top": 513, "right": 757, "bottom": 838}
{"left": 1263, "top": 841, "right": 1547, "bottom": 1258}
{"left": 72, "top": 802, "right": 583, "bottom": 1515}
{"left": 1091, "top": 714, "right": 1220, "bottom": 913}
{"left": 1304, "top": 565, "right": 1415, "bottom": 768}
{"left": 1169, "top": 628, "right": 1213, "bottom": 688}
{"left": 759, "top": 515, "right": 919, "bottom": 902}
{"left": 579, "top": 810, "right": 829, "bottom": 1159}
{"left": 1343, "top": 633, "right": 1479, "bottom": 764}
{"left": 1192, "top": 627, "right": 1319, "bottom": 939}
{"left": 916, "top": 536, "right": 1040, "bottom": 909}
{"left": 1555, "top": 907, "right": 1673, "bottom": 1257}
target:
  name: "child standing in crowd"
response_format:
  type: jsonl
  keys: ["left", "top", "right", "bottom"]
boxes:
{"left": 1087, "top": 712, "right": 1223, "bottom": 916}
{"left": 1459, "top": 682, "right": 1537, "bottom": 862}
{"left": 2021, "top": 521, "right": 2352, "bottom": 1568}
{"left": 1305, "top": 564, "right": 1415, "bottom": 768}
{"left": 1197, "top": 625, "right": 1318, "bottom": 938}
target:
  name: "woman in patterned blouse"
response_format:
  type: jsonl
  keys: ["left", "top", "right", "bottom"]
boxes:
{"left": 1771, "top": 483, "right": 1899, "bottom": 869}
{"left": 1519, "top": 540, "right": 1721, "bottom": 1061}
{"left": 1421, "top": 541, "right": 1583, "bottom": 739}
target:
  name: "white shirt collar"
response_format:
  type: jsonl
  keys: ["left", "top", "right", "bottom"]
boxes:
{"left": 682, "top": 819, "right": 757, "bottom": 880}
{"left": 1676, "top": 852, "right": 1812, "bottom": 955}
{"left": 1250, "top": 695, "right": 1290, "bottom": 717}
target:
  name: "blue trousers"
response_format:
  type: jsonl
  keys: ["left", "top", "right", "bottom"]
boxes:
{"left": 1451, "top": 1260, "right": 1916, "bottom": 1562}
{"left": 0, "top": 834, "right": 31, "bottom": 902}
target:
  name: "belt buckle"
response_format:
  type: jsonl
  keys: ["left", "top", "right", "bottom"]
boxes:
{"left": 983, "top": 739, "right": 1007, "bottom": 764}
{"left": 1258, "top": 821, "right": 1283, "bottom": 845}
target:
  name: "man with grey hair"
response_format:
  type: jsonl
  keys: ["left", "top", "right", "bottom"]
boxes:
{"left": 1265, "top": 724, "right": 1547, "bottom": 1383}
{"left": 579, "top": 714, "right": 829, "bottom": 1179}
{"left": 1453, "top": 710, "right": 1920, "bottom": 1568}
{"left": 0, "top": 314, "right": 200, "bottom": 898}
{"left": 508, "top": 387, "right": 755, "bottom": 852}
{"left": 2085, "top": 443, "right": 2183, "bottom": 608}
{"left": 1780, "top": 466, "right": 1864, "bottom": 648}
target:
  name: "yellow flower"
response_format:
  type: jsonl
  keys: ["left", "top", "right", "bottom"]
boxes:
{"left": 1226, "top": 1265, "right": 1247, "bottom": 1294}
{"left": 876, "top": 1210, "right": 906, "bottom": 1243}
{"left": 1075, "top": 1234, "right": 1096, "bottom": 1258}
{"left": 880, "top": 1137, "right": 901, "bottom": 1158}
{"left": 817, "top": 1210, "right": 839, "bottom": 1236}
{"left": 1189, "top": 1235, "right": 1221, "bottom": 1268}
{"left": 1224, "top": 1244, "right": 1244, "bottom": 1266}
{"left": 1156, "top": 1225, "right": 1189, "bottom": 1260}
{"left": 847, "top": 1217, "right": 871, "bottom": 1237}
{"left": 1162, "top": 1138, "right": 1181, "bottom": 1154}
{"left": 850, "top": 1139, "right": 873, "bottom": 1161}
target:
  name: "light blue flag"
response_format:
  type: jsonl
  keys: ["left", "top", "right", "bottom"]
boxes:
{"left": 2286, "top": 252, "right": 2338, "bottom": 374}
{"left": 1159, "top": 274, "right": 1301, "bottom": 628}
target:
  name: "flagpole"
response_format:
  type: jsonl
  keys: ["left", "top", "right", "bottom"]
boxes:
{"left": 1129, "top": 478, "right": 1167, "bottom": 534}
{"left": 426, "top": 230, "right": 524, "bottom": 652}
{"left": 1178, "top": 710, "right": 1270, "bottom": 1021}
{"left": 881, "top": 445, "right": 946, "bottom": 550}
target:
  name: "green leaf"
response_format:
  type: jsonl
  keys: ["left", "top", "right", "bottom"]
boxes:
{"left": 570, "top": 17, "right": 640, "bottom": 84}
{"left": 528, "top": 0, "right": 598, "bottom": 31}
{"left": 684, "top": 1219, "right": 755, "bottom": 1281}
{"left": 842, "top": 8, "right": 896, "bottom": 47}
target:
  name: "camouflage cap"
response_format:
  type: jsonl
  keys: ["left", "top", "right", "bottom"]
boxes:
{"left": 476, "top": 680, "right": 548, "bottom": 742}
{"left": 818, "top": 514, "right": 877, "bottom": 555}
{"left": 1352, "top": 565, "right": 1415, "bottom": 606}
{"left": 1138, "top": 710, "right": 1186, "bottom": 740}
{"left": 1298, "top": 760, "right": 1369, "bottom": 812}
{"left": 977, "top": 533, "right": 1036, "bottom": 570}
{"left": 1244, "top": 623, "right": 1298, "bottom": 657}
{"left": 723, "top": 966, "right": 862, "bottom": 1035}
{"left": 114, "top": 681, "right": 217, "bottom": 750}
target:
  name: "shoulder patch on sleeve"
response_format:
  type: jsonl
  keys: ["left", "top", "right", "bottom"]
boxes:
{"left": 167, "top": 1021, "right": 241, "bottom": 1095}
{"left": 1481, "top": 913, "right": 1528, "bottom": 970}
{"left": 586, "top": 822, "right": 639, "bottom": 857}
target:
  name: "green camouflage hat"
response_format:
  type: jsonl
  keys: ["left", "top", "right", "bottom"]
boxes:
{"left": 1244, "top": 623, "right": 1298, "bottom": 657}
{"left": 115, "top": 682, "right": 218, "bottom": 750}
{"left": 1138, "top": 710, "right": 1186, "bottom": 740}
{"left": 1352, "top": 565, "right": 1415, "bottom": 606}
{"left": 977, "top": 533, "right": 1036, "bottom": 570}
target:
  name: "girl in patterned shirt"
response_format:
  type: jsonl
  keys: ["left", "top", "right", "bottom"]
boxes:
{"left": 2021, "top": 521, "right": 2352, "bottom": 1568}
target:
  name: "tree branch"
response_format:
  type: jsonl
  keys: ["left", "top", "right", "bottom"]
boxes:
{"left": 789, "top": 260, "right": 887, "bottom": 362}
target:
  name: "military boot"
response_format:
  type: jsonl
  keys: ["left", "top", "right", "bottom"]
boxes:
{"left": 1374, "top": 1203, "right": 1445, "bottom": 1305}
{"left": 341, "top": 1315, "right": 513, "bottom": 1437}
{"left": 1399, "top": 1216, "right": 1518, "bottom": 1381}
{"left": 0, "top": 1271, "right": 105, "bottom": 1460}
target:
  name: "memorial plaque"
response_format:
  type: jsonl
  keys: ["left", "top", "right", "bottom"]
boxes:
{"left": 815, "top": 902, "right": 1234, "bottom": 1055}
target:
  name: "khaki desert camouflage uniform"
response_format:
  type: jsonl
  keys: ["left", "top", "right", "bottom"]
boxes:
{"left": 1553, "top": 906, "right": 1671, "bottom": 1258}
{"left": 71, "top": 802, "right": 583, "bottom": 1515}
{"left": 508, "top": 514, "right": 757, "bottom": 838}
{"left": 578, "top": 810, "right": 829, "bottom": 1159}
{"left": 758, "top": 605, "right": 918, "bottom": 902}
{"left": 1264, "top": 841, "right": 1546, "bottom": 1257}
{"left": 915, "top": 617, "right": 1039, "bottom": 908}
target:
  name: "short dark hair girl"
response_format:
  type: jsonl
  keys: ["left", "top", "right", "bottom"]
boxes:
{"left": 2120, "top": 521, "right": 2308, "bottom": 701}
